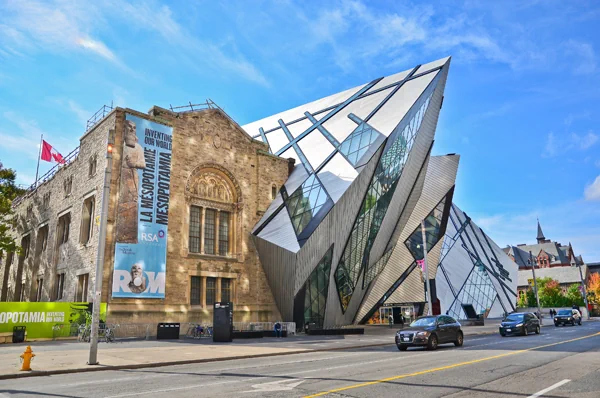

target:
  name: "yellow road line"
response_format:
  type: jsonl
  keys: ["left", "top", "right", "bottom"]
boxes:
{"left": 304, "top": 331, "right": 600, "bottom": 397}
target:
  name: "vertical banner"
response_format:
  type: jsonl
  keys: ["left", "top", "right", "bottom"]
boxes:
{"left": 112, "top": 113, "right": 173, "bottom": 298}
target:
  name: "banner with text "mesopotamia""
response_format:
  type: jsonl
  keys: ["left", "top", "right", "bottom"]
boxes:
{"left": 0, "top": 302, "right": 107, "bottom": 339}
{"left": 112, "top": 113, "right": 173, "bottom": 298}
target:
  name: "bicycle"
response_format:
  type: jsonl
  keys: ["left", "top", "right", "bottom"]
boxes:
{"left": 78, "top": 325, "right": 90, "bottom": 343}
{"left": 104, "top": 324, "right": 118, "bottom": 343}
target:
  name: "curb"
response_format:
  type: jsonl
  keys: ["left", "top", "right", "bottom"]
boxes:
{"left": 0, "top": 329, "right": 504, "bottom": 380}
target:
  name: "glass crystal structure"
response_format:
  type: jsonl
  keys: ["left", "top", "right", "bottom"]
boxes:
{"left": 303, "top": 246, "right": 333, "bottom": 329}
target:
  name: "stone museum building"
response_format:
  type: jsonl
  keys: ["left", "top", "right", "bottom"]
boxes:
{"left": 0, "top": 56, "right": 520, "bottom": 327}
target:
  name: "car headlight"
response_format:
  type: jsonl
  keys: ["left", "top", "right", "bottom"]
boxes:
{"left": 568, "top": 317, "right": 572, "bottom": 320}
{"left": 515, "top": 323, "right": 523, "bottom": 327}
{"left": 416, "top": 331, "right": 430, "bottom": 337}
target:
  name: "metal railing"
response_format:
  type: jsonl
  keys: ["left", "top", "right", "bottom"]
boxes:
{"left": 86, "top": 103, "right": 114, "bottom": 131}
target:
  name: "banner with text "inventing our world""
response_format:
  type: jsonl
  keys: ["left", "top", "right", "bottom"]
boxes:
{"left": 111, "top": 113, "right": 173, "bottom": 298}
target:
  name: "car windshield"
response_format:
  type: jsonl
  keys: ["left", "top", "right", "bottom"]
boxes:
{"left": 557, "top": 310, "right": 571, "bottom": 316}
{"left": 505, "top": 313, "right": 525, "bottom": 322}
{"left": 410, "top": 317, "right": 437, "bottom": 327}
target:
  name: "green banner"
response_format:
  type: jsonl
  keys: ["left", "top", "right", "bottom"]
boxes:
{"left": 0, "top": 302, "right": 107, "bottom": 339}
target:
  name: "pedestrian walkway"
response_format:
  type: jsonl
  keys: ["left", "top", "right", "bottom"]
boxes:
{"left": 2, "top": 318, "right": 586, "bottom": 379}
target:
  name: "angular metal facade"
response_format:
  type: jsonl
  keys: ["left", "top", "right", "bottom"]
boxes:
{"left": 244, "top": 57, "right": 455, "bottom": 328}
{"left": 435, "top": 204, "right": 518, "bottom": 319}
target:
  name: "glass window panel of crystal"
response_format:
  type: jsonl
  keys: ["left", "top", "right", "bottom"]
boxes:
{"left": 338, "top": 123, "right": 381, "bottom": 167}
{"left": 297, "top": 130, "right": 336, "bottom": 170}
{"left": 219, "top": 211, "right": 229, "bottom": 256}
{"left": 221, "top": 279, "right": 231, "bottom": 303}
{"left": 190, "top": 276, "right": 201, "bottom": 305}
{"left": 303, "top": 247, "right": 332, "bottom": 328}
{"left": 285, "top": 175, "right": 329, "bottom": 236}
{"left": 189, "top": 206, "right": 201, "bottom": 253}
{"left": 206, "top": 277, "right": 216, "bottom": 306}
{"left": 204, "top": 209, "right": 216, "bottom": 255}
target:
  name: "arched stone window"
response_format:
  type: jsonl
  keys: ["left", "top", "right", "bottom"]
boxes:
{"left": 185, "top": 164, "right": 242, "bottom": 258}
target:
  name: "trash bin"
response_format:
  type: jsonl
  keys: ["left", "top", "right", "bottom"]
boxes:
{"left": 13, "top": 326, "right": 26, "bottom": 343}
{"left": 157, "top": 323, "right": 180, "bottom": 340}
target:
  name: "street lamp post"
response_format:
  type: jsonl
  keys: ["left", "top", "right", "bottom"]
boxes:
{"left": 88, "top": 132, "right": 114, "bottom": 365}
{"left": 420, "top": 220, "right": 433, "bottom": 316}
{"left": 576, "top": 263, "right": 591, "bottom": 320}
{"left": 528, "top": 251, "right": 542, "bottom": 325}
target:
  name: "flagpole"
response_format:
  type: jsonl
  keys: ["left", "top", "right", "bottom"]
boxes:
{"left": 35, "top": 134, "right": 43, "bottom": 188}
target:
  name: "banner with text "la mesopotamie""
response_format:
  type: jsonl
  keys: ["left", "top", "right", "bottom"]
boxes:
{"left": 111, "top": 113, "right": 173, "bottom": 298}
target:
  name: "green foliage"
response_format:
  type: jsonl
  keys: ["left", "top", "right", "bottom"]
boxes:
{"left": 0, "top": 162, "right": 25, "bottom": 255}
{"left": 521, "top": 278, "right": 587, "bottom": 308}
{"left": 565, "top": 283, "right": 585, "bottom": 307}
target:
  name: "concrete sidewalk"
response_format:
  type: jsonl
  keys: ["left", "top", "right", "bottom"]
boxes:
{"left": 0, "top": 319, "right": 540, "bottom": 379}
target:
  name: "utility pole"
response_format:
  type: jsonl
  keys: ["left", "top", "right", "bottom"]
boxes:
{"left": 528, "top": 251, "right": 542, "bottom": 325}
{"left": 88, "top": 131, "right": 114, "bottom": 365}
{"left": 421, "top": 220, "right": 433, "bottom": 316}
{"left": 577, "top": 263, "right": 591, "bottom": 320}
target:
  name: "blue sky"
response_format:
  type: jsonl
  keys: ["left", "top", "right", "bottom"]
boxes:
{"left": 0, "top": 0, "right": 599, "bottom": 261}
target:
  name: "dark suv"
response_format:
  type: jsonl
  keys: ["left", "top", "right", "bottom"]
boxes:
{"left": 554, "top": 309, "right": 582, "bottom": 326}
{"left": 395, "top": 315, "right": 463, "bottom": 351}
{"left": 499, "top": 312, "right": 540, "bottom": 336}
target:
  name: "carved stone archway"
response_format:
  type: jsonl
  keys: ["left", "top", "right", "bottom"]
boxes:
{"left": 184, "top": 164, "right": 243, "bottom": 260}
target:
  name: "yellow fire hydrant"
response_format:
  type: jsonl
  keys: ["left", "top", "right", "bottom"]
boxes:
{"left": 20, "top": 346, "right": 35, "bottom": 371}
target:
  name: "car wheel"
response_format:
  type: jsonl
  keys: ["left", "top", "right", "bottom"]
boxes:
{"left": 554, "top": 323, "right": 559, "bottom": 327}
{"left": 454, "top": 331, "right": 464, "bottom": 347}
{"left": 500, "top": 332, "right": 506, "bottom": 337}
{"left": 397, "top": 345, "right": 407, "bottom": 351}
{"left": 521, "top": 326, "right": 527, "bottom": 336}
{"left": 427, "top": 334, "right": 438, "bottom": 350}
{"left": 535, "top": 325, "right": 540, "bottom": 334}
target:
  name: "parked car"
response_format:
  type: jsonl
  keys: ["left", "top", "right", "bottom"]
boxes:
{"left": 499, "top": 312, "right": 540, "bottom": 336}
{"left": 554, "top": 309, "right": 582, "bottom": 326}
{"left": 395, "top": 315, "right": 463, "bottom": 351}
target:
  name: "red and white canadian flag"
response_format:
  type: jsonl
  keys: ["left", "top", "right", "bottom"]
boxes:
{"left": 40, "top": 140, "right": 65, "bottom": 164}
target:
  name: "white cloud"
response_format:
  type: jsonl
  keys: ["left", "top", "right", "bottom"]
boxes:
{"left": 1, "top": 1, "right": 119, "bottom": 63}
{"left": 563, "top": 40, "right": 597, "bottom": 75}
{"left": 543, "top": 131, "right": 598, "bottom": 157}
{"left": 584, "top": 176, "right": 600, "bottom": 201}
{"left": 573, "top": 131, "right": 599, "bottom": 150}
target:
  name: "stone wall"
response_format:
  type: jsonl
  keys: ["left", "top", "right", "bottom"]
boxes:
{"left": 0, "top": 105, "right": 292, "bottom": 325}
{"left": 103, "top": 106, "right": 292, "bottom": 323}
{"left": 0, "top": 112, "right": 115, "bottom": 303}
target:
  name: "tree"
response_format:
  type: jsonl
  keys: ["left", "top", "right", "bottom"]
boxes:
{"left": 537, "top": 277, "right": 563, "bottom": 307}
{"left": 564, "top": 283, "right": 585, "bottom": 307}
{"left": 0, "top": 162, "right": 25, "bottom": 255}
{"left": 587, "top": 273, "right": 600, "bottom": 305}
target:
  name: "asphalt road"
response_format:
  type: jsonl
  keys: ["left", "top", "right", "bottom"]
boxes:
{"left": 1, "top": 321, "right": 599, "bottom": 398}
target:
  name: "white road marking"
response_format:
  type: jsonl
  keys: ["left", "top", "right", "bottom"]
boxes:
{"left": 527, "top": 379, "right": 570, "bottom": 398}
{"left": 242, "top": 378, "right": 306, "bottom": 393}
